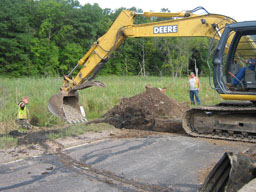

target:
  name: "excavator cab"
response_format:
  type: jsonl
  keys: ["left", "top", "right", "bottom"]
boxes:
{"left": 213, "top": 21, "right": 256, "bottom": 96}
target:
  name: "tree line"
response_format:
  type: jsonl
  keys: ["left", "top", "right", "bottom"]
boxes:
{"left": 0, "top": 0, "right": 211, "bottom": 78}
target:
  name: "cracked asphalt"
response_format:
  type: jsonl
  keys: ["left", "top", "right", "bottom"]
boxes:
{"left": 0, "top": 133, "right": 253, "bottom": 192}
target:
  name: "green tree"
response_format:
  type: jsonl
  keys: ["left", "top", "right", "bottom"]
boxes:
{"left": 0, "top": 0, "right": 33, "bottom": 77}
{"left": 0, "top": 0, "right": 213, "bottom": 78}
{"left": 59, "top": 43, "right": 84, "bottom": 75}
{"left": 30, "top": 38, "right": 59, "bottom": 76}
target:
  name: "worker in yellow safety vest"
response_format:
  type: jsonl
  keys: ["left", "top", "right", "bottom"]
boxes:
{"left": 188, "top": 72, "right": 201, "bottom": 105}
{"left": 17, "top": 96, "right": 31, "bottom": 129}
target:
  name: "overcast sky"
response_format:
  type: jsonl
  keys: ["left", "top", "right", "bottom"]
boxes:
{"left": 78, "top": 0, "right": 255, "bottom": 22}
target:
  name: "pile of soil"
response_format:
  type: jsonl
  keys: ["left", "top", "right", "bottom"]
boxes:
{"left": 100, "top": 86, "right": 189, "bottom": 133}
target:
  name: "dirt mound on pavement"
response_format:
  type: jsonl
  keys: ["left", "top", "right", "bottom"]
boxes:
{"left": 100, "top": 86, "right": 189, "bottom": 133}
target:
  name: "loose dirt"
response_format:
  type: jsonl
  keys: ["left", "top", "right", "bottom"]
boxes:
{"left": 63, "top": 104, "right": 87, "bottom": 123}
{"left": 98, "top": 86, "right": 189, "bottom": 133}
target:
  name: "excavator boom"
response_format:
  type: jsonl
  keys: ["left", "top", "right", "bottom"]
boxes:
{"left": 49, "top": 7, "right": 238, "bottom": 122}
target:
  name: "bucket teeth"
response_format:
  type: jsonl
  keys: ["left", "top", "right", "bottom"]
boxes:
{"left": 66, "top": 118, "right": 88, "bottom": 124}
{"left": 72, "top": 120, "right": 77, "bottom": 124}
{"left": 81, "top": 118, "right": 88, "bottom": 122}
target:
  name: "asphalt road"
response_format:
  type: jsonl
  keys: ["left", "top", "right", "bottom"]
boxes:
{"left": 0, "top": 134, "right": 253, "bottom": 192}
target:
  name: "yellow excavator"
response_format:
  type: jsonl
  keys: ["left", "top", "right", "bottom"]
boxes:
{"left": 48, "top": 7, "right": 256, "bottom": 142}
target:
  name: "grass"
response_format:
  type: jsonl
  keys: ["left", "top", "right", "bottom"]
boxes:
{"left": 0, "top": 75, "right": 223, "bottom": 135}
{"left": 0, "top": 135, "right": 18, "bottom": 149}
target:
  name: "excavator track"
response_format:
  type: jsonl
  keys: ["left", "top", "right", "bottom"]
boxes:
{"left": 182, "top": 102, "right": 256, "bottom": 143}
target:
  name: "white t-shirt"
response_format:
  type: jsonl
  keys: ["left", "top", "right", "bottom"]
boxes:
{"left": 189, "top": 77, "right": 198, "bottom": 90}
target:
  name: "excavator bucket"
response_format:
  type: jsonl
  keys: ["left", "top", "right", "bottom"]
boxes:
{"left": 48, "top": 81, "right": 105, "bottom": 123}
{"left": 199, "top": 152, "right": 256, "bottom": 192}
{"left": 48, "top": 91, "right": 86, "bottom": 123}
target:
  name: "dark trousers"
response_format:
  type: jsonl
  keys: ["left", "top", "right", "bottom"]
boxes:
{"left": 16, "top": 119, "right": 32, "bottom": 129}
{"left": 232, "top": 65, "right": 255, "bottom": 86}
{"left": 190, "top": 90, "right": 201, "bottom": 105}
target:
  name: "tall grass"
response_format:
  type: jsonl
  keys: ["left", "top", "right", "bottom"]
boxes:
{"left": 0, "top": 76, "right": 222, "bottom": 134}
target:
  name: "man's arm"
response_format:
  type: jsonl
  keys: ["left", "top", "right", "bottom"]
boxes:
{"left": 26, "top": 107, "right": 30, "bottom": 120}
{"left": 197, "top": 77, "right": 200, "bottom": 91}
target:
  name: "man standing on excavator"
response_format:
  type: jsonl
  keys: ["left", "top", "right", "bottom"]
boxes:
{"left": 189, "top": 72, "right": 201, "bottom": 105}
{"left": 16, "top": 96, "right": 32, "bottom": 131}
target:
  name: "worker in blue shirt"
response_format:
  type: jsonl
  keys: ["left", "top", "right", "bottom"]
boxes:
{"left": 229, "top": 59, "right": 256, "bottom": 87}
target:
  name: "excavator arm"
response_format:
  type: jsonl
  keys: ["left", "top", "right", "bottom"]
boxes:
{"left": 64, "top": 8, "right": 237, "bottom": 92}
{"left": 48, "top": 7, "right": 238, "bottom": 122}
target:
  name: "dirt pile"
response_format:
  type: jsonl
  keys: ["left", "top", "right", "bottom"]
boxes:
{"left": 100, "top": 86, "right": 189, "bottom": 133}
